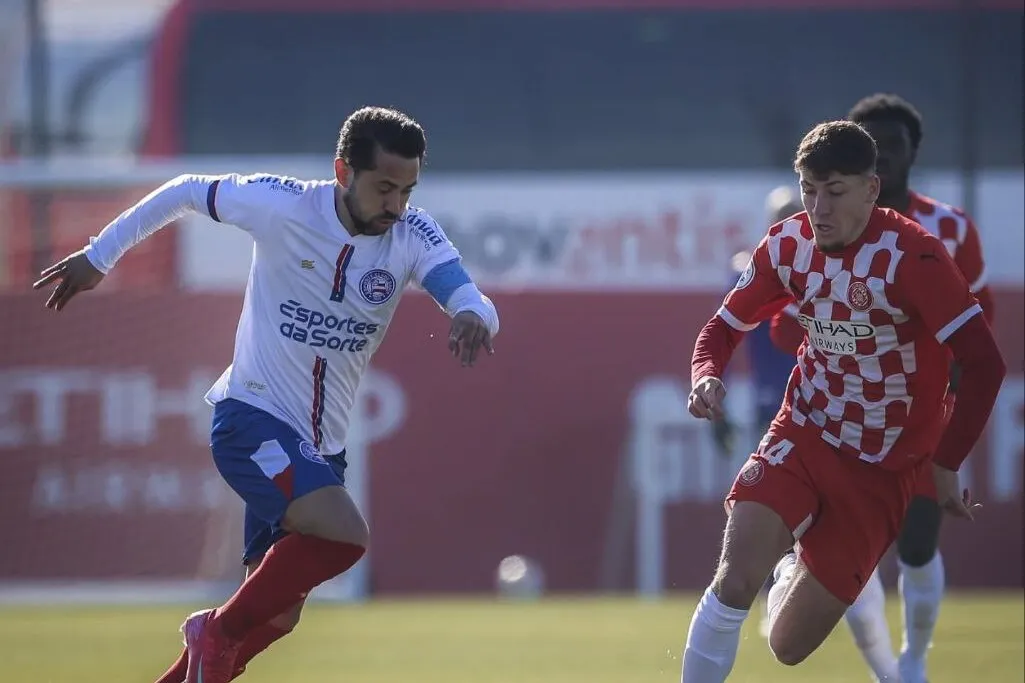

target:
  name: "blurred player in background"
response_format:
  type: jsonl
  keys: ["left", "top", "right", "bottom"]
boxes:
{"left": 769, "top": 94, "right": 996, "bottom": 683}
{"left": 678, "top": 120, "right": 1005, "bottom": 682}
{"left": 34, "top": 106, "right": 499, "bottom": 683}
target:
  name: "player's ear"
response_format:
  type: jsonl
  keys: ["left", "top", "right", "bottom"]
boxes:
{"left": 334, "top": 158, "right": 352, "bottom": 187}
{"left": 866, "top": 173, "right": 881, "bottom": 205}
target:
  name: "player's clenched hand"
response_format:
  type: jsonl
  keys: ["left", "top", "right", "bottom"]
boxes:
{"left": 448, "top": 311, "right": 493, "bottom": 367}
{"left": 32, "top": 251, "right": 105, "bottom": 311}
{"left": 689, "top": 376, "right": 726, "bottom": 420}
{"left": 932, "top": 464, "right": 981, "bottom": 521}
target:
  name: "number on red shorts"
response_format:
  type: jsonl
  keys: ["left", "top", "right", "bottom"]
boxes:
{"left": 761, "top": 437, "right": 795, "bottom": 466}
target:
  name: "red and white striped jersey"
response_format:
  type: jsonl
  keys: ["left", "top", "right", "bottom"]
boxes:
{"left": 768, "top": 192, "right": 994, "bottom": 357}
{"left": 907, "top": 190, "right": 989, "bottom": 299}
{"left": 910, "top": 189, "right": 988, "bottom": 319}
{"left": 717, "top": 208, "right": 982, "bottom": 469}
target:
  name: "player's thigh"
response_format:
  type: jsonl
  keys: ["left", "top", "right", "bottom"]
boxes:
{"left": 717, "top": 432, "right": 819, "bottom": 609}
{"left": 767, "top": 558, "right": 849, "bottom": 666}
{"left": 280, "top": 434, "right": 365, "bottom": 546}
{"left": 210, "top": 399, "right": 364, "bottom": 546}
{"left": 239, "top": 457, "right": 359, "bottom": 566}
{"left": 713, "top": 501, "right": 796, "bottom": 609}
{"left": 283, "top": 483, "right": 368, "bottom": 547}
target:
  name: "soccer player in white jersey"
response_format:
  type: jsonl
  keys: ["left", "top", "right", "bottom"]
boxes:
{"left": 678, "top": 121, "right": 1005, "bottom": 682}
{"left": 33, "top": 106, "right": 500, "bottom": 683}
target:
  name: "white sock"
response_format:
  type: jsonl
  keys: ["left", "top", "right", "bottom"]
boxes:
{"left": 681, "top": 586, "right": 748, "bottom": 683}
{"left": 845, "top": 568, "right": 900, "bottom": 682}
{"left": 766, "top": 553, "right": 797, "bottom": 628}
{"left": 898, "top": 552, "right": 945, "bottom": 680}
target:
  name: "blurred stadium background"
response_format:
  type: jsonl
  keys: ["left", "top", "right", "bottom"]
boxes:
{"left": 0, "top": 0, "right": 1022, "bottom": 681}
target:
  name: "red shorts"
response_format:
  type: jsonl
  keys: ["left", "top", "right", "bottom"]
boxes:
{"left": 726, "top": 421, "right": 926, "bottom": 605}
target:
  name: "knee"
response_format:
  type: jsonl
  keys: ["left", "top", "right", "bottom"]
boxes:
{"left": 315, "top": 515, "right": 369, "bottom": 551}
{"left": 342, "top": 515, "right": 371, "bottom": 550}
{"left": 711, "top": 563, "right": 765, "bottom": 610}
{"left": 767, "top": 628, "right": 812, "bottom": 667}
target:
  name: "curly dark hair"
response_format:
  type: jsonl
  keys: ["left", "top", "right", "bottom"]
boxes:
{"left": 847, "top": 93, "right": 923, "bottom": 151}
{"left": 335, "top": 106, "right": 426, "bottom": 172}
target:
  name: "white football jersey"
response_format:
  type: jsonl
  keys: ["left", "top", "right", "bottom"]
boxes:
{"left": 85, "top": 173, "right": 497, "bottom": 455}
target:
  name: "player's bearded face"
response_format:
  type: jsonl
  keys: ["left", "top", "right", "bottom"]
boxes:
{"left": 339, "top": 151, "right": 420, "bottom": 236}
{"left": 343, "top": 190, "right": 392, "bottom": 236}
{"left": 799, "top": 171, "right": 880, "bottom": 253}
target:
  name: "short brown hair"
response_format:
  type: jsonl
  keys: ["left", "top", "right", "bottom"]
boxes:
{"left": 793, "top": 121, "right": 877, "bottom": 179}
{"left": 335, "top": 106, "right": 426, "bottom": 172}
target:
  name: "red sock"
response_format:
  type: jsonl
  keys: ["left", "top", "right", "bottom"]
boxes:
{"left": 154, "top": 648, "right": 188, "bottom": 683}
{"left": 213, "top": 534, "right": 365, "bottom": 641}
{"left": 231, "top": 623, "right": 292, "bottom": 678}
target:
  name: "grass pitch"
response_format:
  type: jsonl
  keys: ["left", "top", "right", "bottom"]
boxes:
{"left": 1, "top": 592, "right": 1021, "bottom": 682}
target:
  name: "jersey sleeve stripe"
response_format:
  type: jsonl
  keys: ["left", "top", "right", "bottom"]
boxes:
{"left": 969, "top": 266, "right": 988, "bottom": 293}
{"left": 717, "top": 306, "right": 759, "bottom": 332}
{"left": 206, "top": 179, "right": 222, "bottom": 222}
{"left": 936, "top": 303, "right": 983, "bottom": 343}
{"left": 310, "top": 357, "right": 328, "bottom": 450}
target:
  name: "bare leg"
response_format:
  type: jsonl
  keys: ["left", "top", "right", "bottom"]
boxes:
{"left": 680, "top": 502, "right": 794, "bottom": 682}
{"left": 766, "top": 554, "right": 851, "bottom": 666}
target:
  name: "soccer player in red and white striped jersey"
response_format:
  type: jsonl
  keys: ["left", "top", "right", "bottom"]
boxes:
{"left": 769, "top": 94, "right": 997, "bottom": 683}
{"left": 678, "top": 120, "right": 1005, "bottom": 682}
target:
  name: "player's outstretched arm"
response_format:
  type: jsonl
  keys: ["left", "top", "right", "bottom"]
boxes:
{"left": 32, "top": 173, "right": 239, "bottom": 310}
{"left": 408, "top": 211, "right": 499, "bottom": 368}
{"left": 690, "top": 241, "right": 790, "bottom": 420}
{"left": 420, "top": 257, "right": 499, "bottom": 368}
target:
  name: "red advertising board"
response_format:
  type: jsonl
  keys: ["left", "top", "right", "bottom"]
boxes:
{"left": 0, "top": 187, "right": 178, "bottom": 291}
{"left": 0, "top": 290, "right": 1021, "bottom": 592}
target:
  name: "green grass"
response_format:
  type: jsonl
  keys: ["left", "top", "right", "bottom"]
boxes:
{"left": 0, "top": 593, "right": 1021, "bottom": 682}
